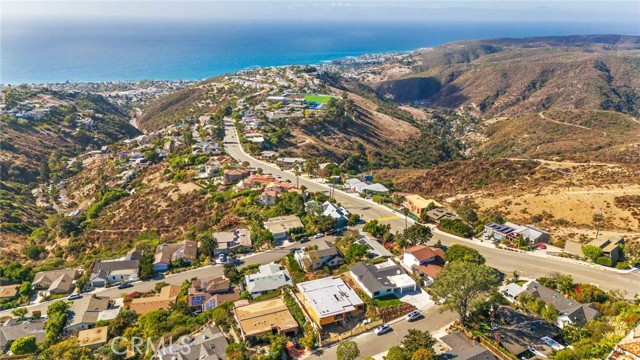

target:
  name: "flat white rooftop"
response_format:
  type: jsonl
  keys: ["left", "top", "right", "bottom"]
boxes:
{"left": 297, "top": 277, "right": 363, "bottom": 319}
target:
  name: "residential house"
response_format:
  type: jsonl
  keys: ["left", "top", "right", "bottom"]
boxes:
{"left": 90, "top": 260, "right": 140, "bottom": 288}
{"left": 128, "top": 285, "right": 181, "bottom": 315}
{"left": 0, "top": 318, "right": 46, "bottom": 352}
{"left": 77, "top": 326, "right": 108, "bottom": 350}
{"left": 32, "top": 269, "right": 80, "bottom": 294}
{"left": 213, "top": 228, "right": 252, "bottom": 255}
{"left": 236, "top": 174, "right": 276, "bottom": 190}
{"left": 223, "top": 168, "right": 250, "bottom": 184}
{"left": 245, "top": 263, "right": 293, "bottom": 298}
{"left": 154, "top": 326, "right": 229, "bottom": 360}
{"left": 487, "top": 306, "right": 563, "bottom": 358}
{"left": 521, "top": 281, "right": 600, "bottom": 328}
{"left": 0, "top": 285, "right": 18, "bottom": 300}
{"left": 296, "top": 277, "right": 364, "bottom": 326}
{"left": 294, "top": 240, "right": 345, "bottom": 271}
{"left": 263, "top": 215, "right": 304, "bottom": 241}
{"left": 484, "top": 222, "right": 550, "bottom": 244}
{"left": 233, "top": 298, "right": 298, "bottom": 340}
{"left": 65, "top": 295, "right": 111, "bottom": 333}
{"left": 188, "top": 276, "right": 240, "bottom": 312}
{"left": 276, "top": 157, "right": 305, "bottom": 168}
{"left": 344, "top": 179, "right": 388, "bottom": 194}
{"left": 355, "top": 233, "right": 393, "bottom": 259}
{"left": 306, "top": 200, "right": 350, "bottom": 227}
{"left": 401, "top": 245, "right": 445, "bottom": 286}
{"left": 350, "top": 260, "right": 417, "bottom": 299}
{"left": 564, "top": 238, "right": 625, "bottom": 264}
{"left": 425, "top": 208, "right": 461, "bottom": 223}
{"left": 153, "top": 240, "right": 198, "bottom": 272}
{"left": 440, "top": 331, "right": 497, "bottom": 360}
{"left": 499, "top": 282, "right": 527, "bottom": 303}
{"left": 259, "top": 190, "right": 280, "bottom": 206}
{"left": 608, "top": 322, "right": 640, "bottom": 360}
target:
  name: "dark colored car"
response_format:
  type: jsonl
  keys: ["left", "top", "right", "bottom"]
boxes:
{"left": 117, "top": 282, "right": 134, "bottom": 290}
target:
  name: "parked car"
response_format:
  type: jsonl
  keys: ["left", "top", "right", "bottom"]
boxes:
{"left": 299, "top": 237, "right": 310, "bottom": 243}
{"left": 218, "top": 253, "right": 227, "bottom": 263}
{"left": 117, "top": 282, "right": 133, "bottom": 290}
{"left": 314, "top": 233, "right": 324, "bottom": 239}
{"left": 374, "top": 323, "right": 391, "bottom": 335}
{"left": 406, "top": 310, "right": 422, "bottom": 322}
{"left": 67, "top": 293, "right": 82, "bottom": 301}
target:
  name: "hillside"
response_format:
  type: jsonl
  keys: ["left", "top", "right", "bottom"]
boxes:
{"left": 372, "top": 35, "right": 640, "bottom": 117}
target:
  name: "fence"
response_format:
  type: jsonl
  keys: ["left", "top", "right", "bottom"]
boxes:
{"left": 321, "top": 319, "right": 384, "bottom": 347}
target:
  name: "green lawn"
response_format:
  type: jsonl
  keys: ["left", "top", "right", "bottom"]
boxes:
{"left": 373, "top": 295, "right": 402, "bottom": 308}
{"left": 304, "top": 94, "right": 332, "bottom": 104}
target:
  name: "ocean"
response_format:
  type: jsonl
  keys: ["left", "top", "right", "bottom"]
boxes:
{"left": 1, "top": 19, "right": 638, "bottom": 84}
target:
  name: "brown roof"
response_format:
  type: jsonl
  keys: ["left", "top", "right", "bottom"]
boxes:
{"left": 128, "top": 285, "right": 181, "bottom": 315}
{"left": 0, "top": 285, "right": 18, "bottom": 299}
{"left": 234, "top": 297, "right": 298, "bottom": 337}
{"left": 191, "top": 276, "right": 230, "bottom": 294}
{"left": 619, "top": 342, "right": 640, "bottom": 357}
{"left": 406, "top": 245, "right": 443, "bottom": 262}
{"left": 77, "top": 326, "right": 108, "bottom": 347}
{"left": 154, "top": 240, "right": 198, "bottom": 265}
{"left": 416, "top": 264, "right": 443, "bottom": 278}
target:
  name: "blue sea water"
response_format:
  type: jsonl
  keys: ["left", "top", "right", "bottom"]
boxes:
{"left": 1, "top": 19, "right": 638, "bottom": 84}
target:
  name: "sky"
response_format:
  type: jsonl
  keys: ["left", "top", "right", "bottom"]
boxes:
{"left": 2, "top": 0, "right": 640, "bottom": 26}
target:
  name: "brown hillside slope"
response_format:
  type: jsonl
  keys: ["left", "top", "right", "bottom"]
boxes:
{"left": 374, "top": 35, "right": 640, "bottom": 117}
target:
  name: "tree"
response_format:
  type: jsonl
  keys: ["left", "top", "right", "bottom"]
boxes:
{"left": 411, "top": 349, "right": 436, "bottom": 360}
{"left": 582, "top": 245, "right": 603, "bottom": 262}
{"left": 107, "top": 309, "right": 138, "bottom": 338}
{"left": 41, "top": 338, "right": 95, "bottom": 360}
{"left": 384, "top": 346, "right": 409, "bottom": 360}
{"left": 198, "top": 232, "right": 218, "bottom": 262}
{"left": 445, "top": 244, "right": 485, "bottom": 264}
{"left": 347, "top": 213, "right": 361, "bottom": 226}
{"left": 12, "top": 307, "right": 28, "bottom": 320}
{"left": 336, "top": 340, "right": 360, "bottom": 360}
{"left": 139, "top": 253, "right": 154, "bottom": 280}
{"left": 430, "top": 261, "right": 499, "bottom": 325}
{"left": 224, "top": 263, "right": 242, "bottom": 285}
{"left": 10, "top": 336, "right": 37, "bottom": 354}
{"left": 399, "top": 224, "right": 432, "bottom": 247}
{"left": 401, "top": 329, "right": 436, "bottom": 354}
{"left": 19, "top": 282, "right": 33, "bottom": 298}
{"left": 345, "top": 243, "right": 369, "bottom": 263}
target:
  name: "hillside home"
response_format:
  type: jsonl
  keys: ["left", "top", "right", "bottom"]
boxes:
{"left": 426, "top": 208, "right": 461, "bottom": 223}
{"left": 233, "top": 298, "right": 298, "bottom": 340}
{"left": 264, "top": 215, "right": 304, "bottom": 241}
{"left": 155, "top": 326, "right": 229, "bottom": 360}
{"left": 0, "top": 286, "right": 18, "bottom": 300}
{"left": 521, "top": 281, "right": 600, "bottom": 328}
{"left": 245, "top": 263, "right": 293, "bottom": 298}
{"left": 188, "top": 276, "right": 240, "bottom": 312}
{"left": 294, "top": 240, "right": 345, "bottom": 271}
{"left": 355, "top": 233, "right": 393, "bottom": 259}
{"left": 213, "top": 228, "right": 252, "bottom": 254}
{"left": 402, "top": 194, "right": 442, "bottom": 218}
{"left": 65, "top": 295, "right": 111, "bottom": 333}
{"left": 153, "top": 240, "right": 198, "bottom": 272}
{"left": 297, "top": 277, "right": 364, "bottom": 326}
{"left": 306, "top": 200, "right": 350, "bottom": 226}
{"left": 484, "top": 222, "right": 550, "bottom": 244}
{"left": 608, "top": 322, "right": 640, "bottom": 360}
{"left": 128, "top": 285, "right": 181, "bottom": 315}
{"left": 90, "top": 260, "right": 140, "bottom": 288}
{"left": 401, "top": 245, "right": 445, "bottom": 286}
{"left": 77, "top": 326, "right": 108, "bottom": 350}
{"left": 0, "top": 318, "right": 46, "bottom": 351}
{"left": 350, "top": 260, "right": 417, "bottom": 299}
{"left": 32, "top": 269, "right": 80, "bottom": 295}
{"left": 223, "top": 168, "right": 250, "bottom": 184}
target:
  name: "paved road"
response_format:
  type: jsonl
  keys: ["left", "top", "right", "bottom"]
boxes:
{"left": 0, "top": 235, "right": 336, "bottom": 318}
{"left": 305, "top": 310, "right": 457, "bottom": 359}
{"left": 223, "top": 118, "right": 640, "bottom": 296}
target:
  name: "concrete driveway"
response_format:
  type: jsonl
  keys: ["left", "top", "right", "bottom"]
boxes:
{"left": 397, "top": 288, "right": 433, "bottom": 311}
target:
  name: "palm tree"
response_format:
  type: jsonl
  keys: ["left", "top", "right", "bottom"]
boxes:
{"left": 293, "top": 164, "right": 301, "bottom": 188}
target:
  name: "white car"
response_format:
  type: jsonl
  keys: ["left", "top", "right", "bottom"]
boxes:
{"left": 406, "top": 310, "right": 422, "bottom": 322}
{"left": 374, "top": 324, "right": 391, "bottom": 335}
{"left": 67, "top": 293, "right": 82, "bottom": 301}
{"left": 314, "top": 233, "right": 324, "bottom": 239}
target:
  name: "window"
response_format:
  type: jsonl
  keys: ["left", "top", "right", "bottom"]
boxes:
{"left": 333, "top": 314, "right": 343, "bottom": 320}
{"left": 373, "top": 291, "right": 380, "bottom": 296}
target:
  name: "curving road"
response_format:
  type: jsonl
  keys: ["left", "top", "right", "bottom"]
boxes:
{"left": 223, "top": 118, "right": 640, "bottom": 296}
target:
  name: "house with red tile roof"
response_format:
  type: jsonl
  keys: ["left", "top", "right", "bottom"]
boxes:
{"left": 401, "top": 245, "right": 445, "bottom": 286}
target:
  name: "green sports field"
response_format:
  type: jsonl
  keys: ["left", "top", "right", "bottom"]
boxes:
{"left": 303, "top": 94, "right": 332, "bottom": 103}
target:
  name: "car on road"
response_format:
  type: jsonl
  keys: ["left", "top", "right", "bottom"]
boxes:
{"left": 374, "top": 324, "right": 392, "bottom": 335}
{"left": 314, "top": 233, "right": 324, "bottom": 239}
{"left": 67, "top": 293, "right": 82, "bottom": 301}
{"left": 299, "top": 237, "right": 310, "bottom": 243}
{"left": 406, "top": 310, "right": 422, "bottom": 322}
{"left": 276, "top": 175, "right": 282, "bottom": 179}
{"left": 117, "top": 282, "right": 133, "bottom": 290}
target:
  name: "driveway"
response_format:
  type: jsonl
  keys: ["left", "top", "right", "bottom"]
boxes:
{"left": 397, "top": 288, "right": 433, "bottom": 311}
